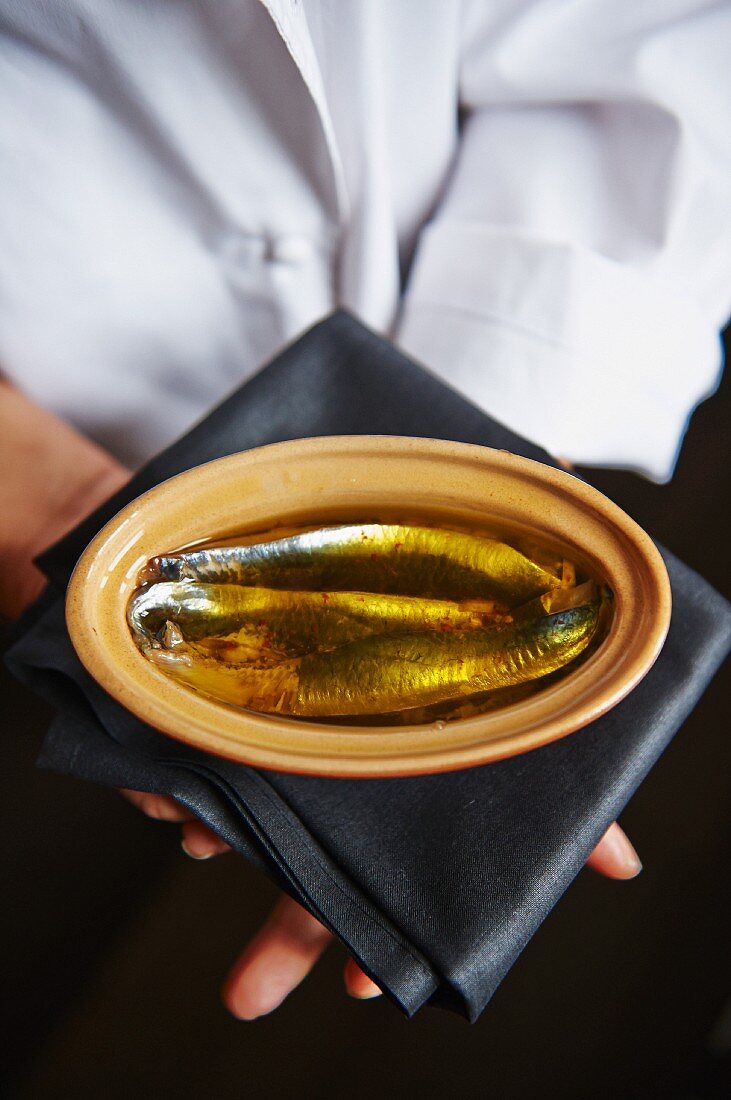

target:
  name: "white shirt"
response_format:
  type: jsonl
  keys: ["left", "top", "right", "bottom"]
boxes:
{"left": 1, "top": 0, "right": 729, "bottom": 479}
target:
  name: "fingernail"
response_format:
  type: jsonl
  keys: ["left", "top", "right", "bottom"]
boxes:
{"left": 350, "top": 982, "right": 382, "bottom": 1000}
{"left": 181, "top": 837, "right": 215, "bottom": 861}
{"left": 347, "top": 972, "right": 382, "bottom": 1000}
{"left": 150, "top": 804, "right": 184, "bottom": 822}
{"left": 610, "top": 829, "right": 643, "bottom": 878}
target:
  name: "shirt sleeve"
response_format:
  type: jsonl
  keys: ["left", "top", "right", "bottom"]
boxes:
{"left": 393, "top": 0, "right": 731, "bottom": 481}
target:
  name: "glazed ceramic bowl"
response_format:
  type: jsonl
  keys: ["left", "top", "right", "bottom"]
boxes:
{"left": 65, "top": 436, "right": 671, "bottom": 777}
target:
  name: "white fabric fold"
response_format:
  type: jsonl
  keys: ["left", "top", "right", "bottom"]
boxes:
{"left": 396, "top": 223, "right": 721, "bottom": 481}
{"left": 1, "top": 1, "right": 729, "bottom": 474}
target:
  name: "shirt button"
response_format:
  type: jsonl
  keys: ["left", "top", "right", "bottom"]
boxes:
{"left": 267, "top": 235, "right": 315, "bottom": 265}
{"left": 219, "top": 233, "right": 266, "bottom": 268}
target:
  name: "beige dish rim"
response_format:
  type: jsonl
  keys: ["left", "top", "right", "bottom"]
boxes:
{"left": 65, "top": 436, "right": 672, "bottom": 777}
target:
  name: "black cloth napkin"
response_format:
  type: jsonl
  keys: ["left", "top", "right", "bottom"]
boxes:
{"left": 7, "top": 311, "right": 731, "bottom": 1021}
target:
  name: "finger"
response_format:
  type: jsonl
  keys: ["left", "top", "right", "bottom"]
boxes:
{"left": 223, "top": 895, "right": 333, "bottom": 1020}
{"left": 343, "top": 956, "right": 382, "bottom": 1000}
{"left": 586, "top": 822, "right": 642, "bottom": 880}
{"left": 119, "top": 788, "right": 192, "bottom": 823}
{"left": 181, "top": 819, "right": 231, "bottom": 860}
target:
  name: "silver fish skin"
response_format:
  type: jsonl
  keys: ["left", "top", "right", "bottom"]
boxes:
{"left": 139, "top": 524, "right": 559, "bottom": 605}
{"left": 127, "top": 581, "right": 499, "bottom": 648}
{"left": 294, "top": 602, "right": 600, "bottom": 714}
{"left": 145, "top": 602, "right": 600, "bottom": 718}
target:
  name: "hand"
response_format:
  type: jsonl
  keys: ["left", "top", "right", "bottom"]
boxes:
{"left": 124, "top": 789, "right": 642, "bottom": 1019}
{"left": 3, "top": 397, "right": 637, "bottom": 1019}
{"left": 0, "top": 379, "right": 130, "bottom": 619}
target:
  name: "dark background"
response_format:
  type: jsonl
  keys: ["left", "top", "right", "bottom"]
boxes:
{"left": 1, "top": 341, "right": 728, "bottom": 1100}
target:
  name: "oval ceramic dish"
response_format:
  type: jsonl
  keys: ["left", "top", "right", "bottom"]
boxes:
{"left": 66, "top": 437, "right": 671, "bottom": 777}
